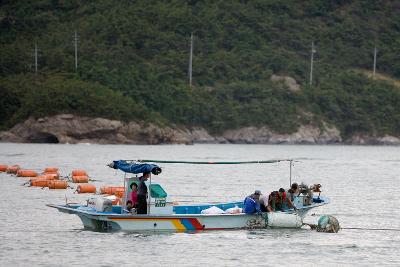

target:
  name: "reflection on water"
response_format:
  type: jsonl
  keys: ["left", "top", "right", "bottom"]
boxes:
{"left": 0, "top": 143, "right": 399, "bottom": 266}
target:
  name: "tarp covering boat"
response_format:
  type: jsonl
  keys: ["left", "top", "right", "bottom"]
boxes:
{"left": 110, "top": 160, "right": 161, "bottom": 175}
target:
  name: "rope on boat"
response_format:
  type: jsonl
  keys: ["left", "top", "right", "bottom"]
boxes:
{"left": 341, "top": 227, "right": 400, "bottom": 232}
{"left": 260, "top": 213, "right": 269, "bottom": 227}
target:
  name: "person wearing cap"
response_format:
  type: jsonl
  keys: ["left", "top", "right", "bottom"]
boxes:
{"left": 137, "top": 171, "right": 150, "bottom": 214}
{"left": 243, "top": 190, "right": 262, "bottom": 214}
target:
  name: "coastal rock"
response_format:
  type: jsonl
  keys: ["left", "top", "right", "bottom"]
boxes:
{"left": 377, "top": 135, "right": 400, "bottom": 145}
{"left": 0, "top": 114, "right": 398, "bottom": 145}
{"left": 221, "top": 124, "right": 341, "bottom": 144}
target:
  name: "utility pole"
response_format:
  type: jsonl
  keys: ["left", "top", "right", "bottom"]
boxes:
{"left": 188, "top": 32, "right": 193, "bottom": 86}
{"left": 373, "top": 46, "right": 377, "bottom": 77}
{"left": 73, "top": 31, "right": 79, "bottom": 71}
{"left": 309, "top": 41, "right": 316, "bottom": 86}
{"left": 34, "top": 43, "right": 38, "bottom": 73}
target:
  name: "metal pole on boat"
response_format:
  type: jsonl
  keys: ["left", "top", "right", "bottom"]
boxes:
{"left": 148, "top": 173, "right": 152, "bottom": 214}
{"left": 123, "top": 172, "right": 127, "bottom": 210}
{"left": 289, "top": 160, "right": 293, "bottom": 187}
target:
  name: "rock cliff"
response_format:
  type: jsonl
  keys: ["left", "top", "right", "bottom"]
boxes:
{"left": 0, "top": 114, "right": 399, "bottom": 145}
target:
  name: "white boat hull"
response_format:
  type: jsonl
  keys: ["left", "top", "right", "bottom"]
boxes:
{"left": 48, "top": 204, "right": 314, "bottom": 232}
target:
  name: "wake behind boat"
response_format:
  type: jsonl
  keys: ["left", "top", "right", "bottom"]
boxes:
{"left": 48, "top": 159, "right": 331, "bottom": 232}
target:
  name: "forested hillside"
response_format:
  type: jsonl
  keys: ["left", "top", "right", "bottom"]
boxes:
{"left": 1, "top": 0, "right": 400, "bottom": 138}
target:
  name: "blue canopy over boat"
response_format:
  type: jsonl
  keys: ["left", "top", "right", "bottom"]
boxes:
{"left": 109, "top": 160, "right": 161, "bottom": 175}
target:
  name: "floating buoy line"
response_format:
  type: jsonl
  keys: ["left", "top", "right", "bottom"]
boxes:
{"left": 0, "top": 163, "right": 126, "bottom": 204}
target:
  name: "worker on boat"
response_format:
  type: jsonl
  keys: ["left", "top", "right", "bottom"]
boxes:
{"left": 287, "top": 183, "right": 300, "bottom": 202}
{"left": 130, "top": 182, "right": 138, "bottom": 208}
{"left": 124, "top": 200, "right": 134, "bottom": 213}
{"left": 137, "top": 171, "right": 150, "bottom": 214}
{"left": 267, "top": 188, "right": 297, "bottom": 212}
{"left": 243, "top": 190, "right": 262, "bottom": 214}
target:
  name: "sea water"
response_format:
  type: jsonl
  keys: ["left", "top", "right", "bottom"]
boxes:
{"left": 0, "top": 143, "right": 399, "bottom": 266}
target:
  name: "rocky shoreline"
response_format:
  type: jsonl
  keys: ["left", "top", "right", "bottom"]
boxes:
{"left": 1, "top": 114, "right": 399, "bottom": 145}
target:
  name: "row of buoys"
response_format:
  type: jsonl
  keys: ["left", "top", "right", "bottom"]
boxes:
{"left": 2, "top": 164, "right": 120, "bottom": 196}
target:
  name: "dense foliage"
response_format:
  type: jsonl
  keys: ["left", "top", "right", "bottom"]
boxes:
{"left": 1, "top": 0, "right": 400, "bottom": 137}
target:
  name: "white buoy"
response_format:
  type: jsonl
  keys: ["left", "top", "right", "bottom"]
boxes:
{"left": 267, "top": 212, "right": 303, "bottom": 228}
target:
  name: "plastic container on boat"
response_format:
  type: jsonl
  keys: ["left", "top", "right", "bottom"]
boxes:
{"left": 87, "top": 197, "right": 113, "bottom": 212}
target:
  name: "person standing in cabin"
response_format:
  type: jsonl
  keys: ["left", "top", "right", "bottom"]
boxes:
{"left": 137, "top": 171, "right": 150, "bottom": 214}
{"left": 130, "top": 182, "right": 138, "bottom": 208}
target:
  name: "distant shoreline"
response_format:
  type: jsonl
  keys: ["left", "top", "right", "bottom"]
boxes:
{"left": 1, "top": 114, "right": 399, "bottom": 146}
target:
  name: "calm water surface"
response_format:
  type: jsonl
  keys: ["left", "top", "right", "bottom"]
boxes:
{"left": 0, "top": 144, "right": 399, "bottom": 266}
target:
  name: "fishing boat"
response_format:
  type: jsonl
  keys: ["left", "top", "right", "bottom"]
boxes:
{"left": 48, "top": 159, "right": 330, "bottom": 232}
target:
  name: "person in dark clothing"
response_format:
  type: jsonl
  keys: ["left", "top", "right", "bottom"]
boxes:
{"left": 137, "top": 171, "right": 150, "bottom": 214}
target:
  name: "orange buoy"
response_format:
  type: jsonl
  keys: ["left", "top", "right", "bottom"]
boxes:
{"left": 48, "top": 180, "right": 68, "bottom": 189}
{"left": 100, "top": 186, "right": 125, "bottom": 195}
{"left": 114, "top": 188, "right": 125, "bottom": 198}
{"left": 0, "top": 165, "right": 8, "bottom": 172}
{"left": 31, "top": 174, "right": 58, "bottom": 181}
{"left": 72, "top": 175, "right": 89, "bottom": 183}
{"left": 30, "top": 179, "right": 50, "bottom": 187}
{"left": 77, "top": 184, "right": 96, "bottom": 194}
{"left": 72, "top": 169, "right": 87, "bottom": 177}
{"left": 17, "top": 170, "right": 38, "bottom": 177}
{"left": 6, "top": 165, "right": 20, "bottom": 174}
{"left": 44, "top": 173, "right": 59, "bottom": 180}
{"left": 43, "top": 167, "right": 59, "bottom": 174}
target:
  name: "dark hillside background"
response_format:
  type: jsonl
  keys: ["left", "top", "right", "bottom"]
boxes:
{"left": 1, "top": 0, "right": 400, "bottom": 137}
